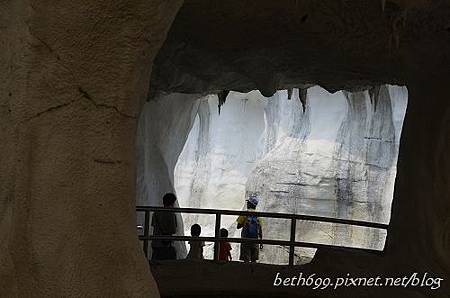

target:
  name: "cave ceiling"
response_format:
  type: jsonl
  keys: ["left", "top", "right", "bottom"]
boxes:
{"left": 150, "top": 0, "right": 450, "bottom": 97}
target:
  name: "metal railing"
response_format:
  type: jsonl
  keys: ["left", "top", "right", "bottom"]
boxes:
{"left": 137, "top": 206, "right": 388, "bottom": 265}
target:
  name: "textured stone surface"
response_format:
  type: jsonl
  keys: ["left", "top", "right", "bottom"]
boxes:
{"left": 388, "top": 78, "right": 450, "bottom": 280}
{"left": 174, "top": 85, "right": 407, "bottom": 263}
{"left": 1, "top": 0, "right": 449, "bottom": 297}
{"left": 136, "top": 93, "right": 200, "bottom": 258}
{"left": 151, "top": 0, "right": 450, "bottom": 95}
{"left": 0, "top": 0, "right": 182, "bottom": 296}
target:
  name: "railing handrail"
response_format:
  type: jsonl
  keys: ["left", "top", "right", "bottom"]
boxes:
{"left": 136, "top": 206, "right": 389, "bottom": 230}
{"left": 137, "top": 205, "right": 387, "bottom": 264}
{"left": 138, "top": 235, "right": 384, "bottom": 255}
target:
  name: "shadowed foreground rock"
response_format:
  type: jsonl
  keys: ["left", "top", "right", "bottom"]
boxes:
{"left": 0, "top": 0, "right": 182, "bottom": 296}
{"left": 1, "top": 0, "right": 449, "bottom": 297}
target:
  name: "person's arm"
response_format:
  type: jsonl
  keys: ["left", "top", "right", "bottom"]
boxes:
{"left": 172, "top": 213, "right": 177, "bottom": 234}
{"left": 227, "top": 243, "right": 232, "bottom": 261}
{"left": 237, "top": 215, "right": 244, "bottom": 229}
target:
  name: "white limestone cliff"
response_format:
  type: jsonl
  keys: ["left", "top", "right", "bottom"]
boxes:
{"left": 173, "top": 85, "right": 407, "bottom": 263}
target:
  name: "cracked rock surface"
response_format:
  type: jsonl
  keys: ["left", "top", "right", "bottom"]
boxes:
{"left": 0, "top": 0, "right": 182, "bottom": 296}
{"left": 1, "top": 0, "right": 449, "bottom": 297}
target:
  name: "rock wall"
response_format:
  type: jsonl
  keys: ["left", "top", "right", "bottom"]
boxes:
{"left": 136, "top": 93, "right": 201, "bottom": 258}
{"left": 387, "top": 78, "right": 450, "bottom": 282}
{"left": 174, "top": 85, "right": 407, "bottom": 263}
{"left": 1, "top": 1, "right": 448, "bottom": 297}
{"left": 0, "top": 1, "right": 183, "bottom": 296}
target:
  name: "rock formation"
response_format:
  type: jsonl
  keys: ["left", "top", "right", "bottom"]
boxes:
{"left": 1, "top": 0, "right": 449, "bottom": 297}
{"left": 0, "top": 0, "right": 183, "bottom": 296}
{"left": 173, "top": 85, "right": 407, "bottom": 264}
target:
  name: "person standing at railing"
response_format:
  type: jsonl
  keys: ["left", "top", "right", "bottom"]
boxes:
{"left": 186, "top": 224, "right": 205, "bottom": 260}
{"left": 151, "top": 193, "right": 178, "bottom": 260}
{"left": 236, "top": 195, "right": 263, "bottom": 263}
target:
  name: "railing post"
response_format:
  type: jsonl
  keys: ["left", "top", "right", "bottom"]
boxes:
{"left": 288, "top": 218, "right": 296, "bottom": 266}
{"left": 143, "top": 210, "right": 150, "bottom": 258}
{"left": 213, "top": 213, "right": 221, "bottom": 261}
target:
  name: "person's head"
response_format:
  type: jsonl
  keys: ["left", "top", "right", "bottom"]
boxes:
{"left": 191, "top": 224, "right": 201, "bottom": 237}
{"left": 162, "top": 193, "right": 177, "bottom": 207}
{"left": 247, "top": 201, "right": 256, "bottom": 209}
{"left": 246, "top": 194, "right": 259, "bottom": 209}
{"left": 220, "top": 228, "right": 228, "bottom": 238}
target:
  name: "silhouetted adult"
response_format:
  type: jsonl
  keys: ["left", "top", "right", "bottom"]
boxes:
{"left": 151, "top": 193, "right": 177, "bottom": 260}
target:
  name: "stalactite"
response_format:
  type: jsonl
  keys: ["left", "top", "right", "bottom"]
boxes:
{"left": 287, "top": 88, "right": 293, "bottom": 100}
{"left": 369, "top": 86, "right": 381, "bottom": 112}
{"left": 298, "top": 88, "right": 308, "bottom": 113}
{"left": 217, "top": 90, "right": 229, "bottom": 114}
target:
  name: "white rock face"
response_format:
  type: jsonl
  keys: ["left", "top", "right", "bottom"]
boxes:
{"left": 174, "top": 85, "right": 408, "bottom": 263}
{"left": 136, "top": 93, "right": 201, "bottom": 258}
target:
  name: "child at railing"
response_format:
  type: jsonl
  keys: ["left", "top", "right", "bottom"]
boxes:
{"left": 219, "top": 228, "right": 232, "bottom": 261}
{"left": 186, "top": 224, "right": 205, "bottom": 260}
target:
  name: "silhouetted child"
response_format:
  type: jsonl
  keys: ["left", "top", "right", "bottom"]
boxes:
{"left": 219, "top": 228, "right": 232, "bottom": 261}
{"left": 151, "top": 193, "right": 178, "bottom": 260}
{"left": 186, "top": 224, "right": 205, "bottom": 260}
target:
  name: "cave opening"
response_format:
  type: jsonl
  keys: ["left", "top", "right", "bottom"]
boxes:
{"left": 129, "top": 0, "right": 423, "bottom": 271}
{"left": 136, "top": 84, "right": 408, "bottom": 265}
{"left": 2, "top": 0, "right": 449, "bottom": 296}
